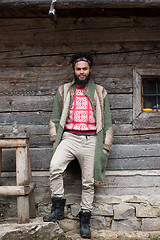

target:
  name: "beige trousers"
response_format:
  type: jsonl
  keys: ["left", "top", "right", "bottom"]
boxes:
{"left": 49, "top": 132, "right": 96, "bottom": 211}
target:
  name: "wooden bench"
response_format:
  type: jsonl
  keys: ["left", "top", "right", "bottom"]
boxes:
{"left": 0, "top": 133, "right": 36, "bottom": 223}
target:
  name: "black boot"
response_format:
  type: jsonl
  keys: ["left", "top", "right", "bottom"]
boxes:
{"left": 43, "top": 197, "right": 66, "bottom": 222}
{"left": 79, "top": 211, "right": 91, "bottom": 238}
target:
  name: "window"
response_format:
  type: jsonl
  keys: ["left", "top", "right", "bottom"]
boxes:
{"left": 142, "top": 77, "right": 160, "bottom": 112}
{"left": 133, "top": 68, "right": 160, "bottom": 129}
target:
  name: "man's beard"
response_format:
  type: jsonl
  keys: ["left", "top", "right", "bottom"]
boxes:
{"left": 74, "top": 73, "right": 91, "bottom": 86}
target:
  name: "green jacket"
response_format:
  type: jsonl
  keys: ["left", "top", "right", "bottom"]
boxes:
{"left": 49, "top": 79, "right": 113, "bottom": 181}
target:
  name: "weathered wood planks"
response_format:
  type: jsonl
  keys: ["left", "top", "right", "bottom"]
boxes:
{"left": 1, "top": 0, "right": 160, "bottom": 18}
{"left": 2, "top": 170, "right": 160, "bottom": 197}
{"left": 0, "top": 94, "right": 131, "bottom": 111}
{"left": 2, "top": 143, "right": 160, "bottom": 172}
{"left": 0, "top": 16, "right": 160, "bottom": 175}
{"left": 1, "top": 0, "right": 160, "bottom": 8}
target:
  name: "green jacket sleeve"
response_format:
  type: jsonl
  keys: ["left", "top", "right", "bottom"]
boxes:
{"left": 49, "top": 89, "right": 62, "bottom": 142}
{"left": 103, "top": 93, "right": 113, "bottom": 151}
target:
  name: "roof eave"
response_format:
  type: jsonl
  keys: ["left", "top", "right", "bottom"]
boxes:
{"left": 1, "top": 0, "right": 160, "bottom": 18}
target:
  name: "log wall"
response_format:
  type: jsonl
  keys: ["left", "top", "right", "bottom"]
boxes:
{"left": 0, "top": 15, "right": 160, "bottom": 198}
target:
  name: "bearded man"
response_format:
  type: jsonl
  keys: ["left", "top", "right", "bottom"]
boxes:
{"left": 43, "top": 53, "right": 113, "bottom": 238}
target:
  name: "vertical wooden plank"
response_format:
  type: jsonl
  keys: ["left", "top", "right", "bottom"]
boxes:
{"left": 17, "top": 196, "right": 30, "bottom": 223}
{"left": 133, "top": 69, "right": 142, "bottom": 120}
{"left": 0, "top": 148, "right": 2, "bottom": 172}
{"left": 16, "top": 146, "right": 29, "bottom": 223}
{"left": 0, "top": 148, "right": 2, "bottom": 179}
{"left": 27, "top": 139, "right": 36, "bottom": 218}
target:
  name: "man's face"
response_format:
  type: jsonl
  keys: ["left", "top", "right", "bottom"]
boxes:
{"left": 74, "top": 61, "right": 91, "bottom": 86}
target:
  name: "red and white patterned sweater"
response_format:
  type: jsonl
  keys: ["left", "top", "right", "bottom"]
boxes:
{"left": 65, "top": 86, "right": 97, "bottom": 134}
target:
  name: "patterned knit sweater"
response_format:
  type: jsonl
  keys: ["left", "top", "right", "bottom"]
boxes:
{"left": 65, "top": 86, "right": 96, "bottom": 133}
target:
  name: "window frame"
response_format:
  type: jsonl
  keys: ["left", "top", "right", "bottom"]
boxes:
{"left": 133, "top": 68, "right": 160, "bottom": 130}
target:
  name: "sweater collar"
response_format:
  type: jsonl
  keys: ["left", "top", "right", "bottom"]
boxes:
{"left": 71, "top": 78, "right": 96, "bottom": 106}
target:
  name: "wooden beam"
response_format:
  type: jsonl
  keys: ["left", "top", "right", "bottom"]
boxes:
{"left": 0, "top": 183, "right": 36, "bottom": 196}
{"left": 0, "top": 139, "right": 27, "bottom": 148}
{"left": 1, "top": 0, "right": 160, "bottom": 9}
{"left": 56, "top": 0, "right": 160, "bottom": 9}
{"left": 0, "top": 186, "right": 27, "bottom": 196}
{"left": 0, "top": 0, "right": 160, "bottom": 18}
{"left": 0, "top": 134, "right": 29, "bottom": 148}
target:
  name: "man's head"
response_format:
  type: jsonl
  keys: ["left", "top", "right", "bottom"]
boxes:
{"left": 71, "top": 53, "right": 93, "bottom": 86}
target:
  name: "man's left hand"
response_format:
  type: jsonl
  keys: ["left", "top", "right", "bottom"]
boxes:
{"left": 103, "top": 149, "right": 109, "bottom": 154}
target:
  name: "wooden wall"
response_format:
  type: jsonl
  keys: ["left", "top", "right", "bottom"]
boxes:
{"left": 1, "top": 15, "right": 160, "bottom": 196}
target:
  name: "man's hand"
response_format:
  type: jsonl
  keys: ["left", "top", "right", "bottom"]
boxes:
{"left": 103, "top": 149, "right": 109, "bottom": 154}
{"left": 53, "top": 141, "right": 56, "bottom": 148}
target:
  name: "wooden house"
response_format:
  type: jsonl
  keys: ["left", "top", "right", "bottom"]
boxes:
{"left": 0, "top": 0, "right": 160, "bottom": 230}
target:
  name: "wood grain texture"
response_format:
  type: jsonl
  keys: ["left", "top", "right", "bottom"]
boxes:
{"left": 1, "top": 0, "right": 160, "bottom": 18}
{"left": 0, "top": 16, "right": 160, "bottom": 176}
{"left": 1, "top": 170, "right": 160, "bottom": 197}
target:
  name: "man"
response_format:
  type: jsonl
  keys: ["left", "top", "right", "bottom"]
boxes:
{"left": 43, "top": 53, "right": 113, "bottom": 238}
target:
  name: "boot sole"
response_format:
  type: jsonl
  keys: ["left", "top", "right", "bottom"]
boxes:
{"left": 43, "top": 219, "right": 57, "bottom": 222}
{"left": 43, "top": 217, "right": 64, "bottom": 222}
{"left": 80, "top": 234, "right": 91, "bottom": 239}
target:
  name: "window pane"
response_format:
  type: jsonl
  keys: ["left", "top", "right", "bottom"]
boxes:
{"left": 143, "top": 96, "right": 156, "bottom": 109}
{"left": 158, "top": 82, "right": 160, "bottom": 94}
{"left": 143, "top": 79, "right": 156, "bottom": 94}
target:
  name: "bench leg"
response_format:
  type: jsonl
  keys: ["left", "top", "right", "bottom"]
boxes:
{"left": 16, "top": 146, "right": 29, "bottom": 223}
{"left": 17, "top": 196, "right": 30, "bottom": 224}
{"left": 0, "top": 148, "right": 1, "bottom": 185}
{"left": 27, "top": 140, "right": 36, "bottom": 218}
{"left": 0, "top": 147, "right": 2, "bottom": 175}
